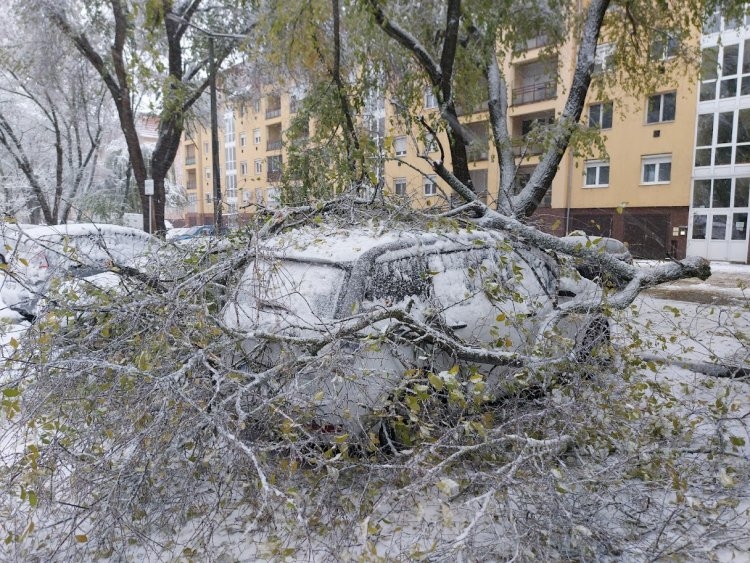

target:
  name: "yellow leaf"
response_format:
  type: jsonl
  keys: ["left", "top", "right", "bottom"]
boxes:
{"left": 75, "top": 534, "right": 88, "bottom": 543}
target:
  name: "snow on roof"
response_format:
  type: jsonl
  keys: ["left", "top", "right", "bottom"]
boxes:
{"left": 8, "top": 223, "right": 152, "bottom": 240}
{"left": 262, "top": 225, "right": 504, "bottom": 264}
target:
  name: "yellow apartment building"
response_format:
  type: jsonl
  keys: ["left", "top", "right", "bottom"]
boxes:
{"left": 182, "top": 89, "right": 303, "bottom": 226}
{"left": 177, "top": 10, "right": 750, "bottom": 263}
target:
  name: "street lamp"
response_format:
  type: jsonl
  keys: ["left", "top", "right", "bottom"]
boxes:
{"left": 166, "top": 13, "right": 248, "bottom": 233}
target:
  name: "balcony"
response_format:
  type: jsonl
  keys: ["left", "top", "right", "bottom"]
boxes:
{"left": 267, "top": 169, "right": 282, "bottom": 182}
{"left": 265, "top": 108, "right": 281, "bottom": 119}
{"left": 512, "top": 81, "right": 556, "bottom": 106}
{"left": 185, "top": 157, "right": 196, "bottom": 166}
{"left": 267, "top": 140, "right": 282, "bottom": 151}
{"left": 514, "top": 34, "right": 552, "bottom": 52}
{"left": 467, "top": 146, "right": 489, "bottom": 161}
{"left": 511, "top": 138, "right": 544, "bottom": 158}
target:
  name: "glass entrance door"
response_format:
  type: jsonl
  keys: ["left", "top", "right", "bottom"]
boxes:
{"left": 688, "top": 177, "right": 749, "bottom": 261}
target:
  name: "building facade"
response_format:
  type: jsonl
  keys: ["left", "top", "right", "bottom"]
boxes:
{"left": 687, "top": 11, "right": 750, "bottom": 263}
{"left": 177, "top": 15, "right": 750, "bottom": 263}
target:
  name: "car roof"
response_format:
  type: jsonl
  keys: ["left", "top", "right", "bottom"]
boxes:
{"left": 262, "top": 226, "right": 504, "bottom": 265}
{"left": 10, "top": 223, "right": 151, "bottom": 239}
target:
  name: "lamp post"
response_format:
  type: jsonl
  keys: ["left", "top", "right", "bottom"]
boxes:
{"left": 166, "top": 13, "right": 248, "bottom": 233}
{"left": 207, "top": 36, "right": 222, "bottom": 233}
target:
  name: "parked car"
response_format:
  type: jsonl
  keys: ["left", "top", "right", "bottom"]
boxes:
{"left": 0, "top": 223, "right": 162, "bottom": 319}
{"left": 223, "top": 226, "right": 609, "bottom": 440}
{"left": 169, "top": 225, "right": 215, "bottom": 243}
{"left": 559, "top": 232, "right": 632, "bottom": 286}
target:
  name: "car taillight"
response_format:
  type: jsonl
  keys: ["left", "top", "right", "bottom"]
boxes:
{"left": 34, "top": 251, "right": 48, "bottom": 269}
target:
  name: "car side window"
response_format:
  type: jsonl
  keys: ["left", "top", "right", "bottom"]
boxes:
{"left": 363, "top": 256, "right": 431, "bottom": 305}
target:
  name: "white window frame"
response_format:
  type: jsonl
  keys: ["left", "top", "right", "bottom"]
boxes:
{"left": 424, "top": 175, "right": 437, "bottom": 196}
{"left": 394, "top": 177, "right": 407, "bottom": 196}
{"left": 394, "top": 135, "right": 407, "bottom": 156}
{"left": 240, "top": 161, "right": 248, "bottom": 176}
{"left": 253, "top": 128, "right": 261, "bottom": 145}
{"left": 203, "top": 141, "right": 209, "bottom": 154}
{"left": 583, "top": 160, "right": 610, "bottom": 188}
{"left": 641, "top": 154, "right": 672, "bottom": 185}
{"left": 206, "top": 193, "right": 212, "bottom": 203}
{"left": 254, "top": 159, "right": 263, "bottom": 175}
{"left": 650, "top": 32, "right": 679, "bottom": 61}
{"left": 204, "top": 167, "right": 211, "bottom": 179}
{"left": 588, "top": 101, "right": 613, "bottom": 129}
{"left": 424, "top": 88, "right": 437, "bottom": 109}
{"left": 593, "top": 43, "right": 615, "bottom": 73}
{"left": 646, "top": 92, "right": 676, "bottom": 124}
{"left": 240, "top": 133, "right": 247, "bottom": 147}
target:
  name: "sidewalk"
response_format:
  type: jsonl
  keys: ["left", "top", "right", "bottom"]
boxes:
{"left": 640, "top": 261, "right": 749, "bottom": 305}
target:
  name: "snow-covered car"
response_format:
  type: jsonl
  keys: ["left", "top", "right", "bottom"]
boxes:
{"left": 0, "top": 223, "right": 162, "bottom": 319}
{"left": 223, "top": 226, "right": 609, "bottom": 440}
{"left": 559, "top": 233, "right": 632, "bottom": 286}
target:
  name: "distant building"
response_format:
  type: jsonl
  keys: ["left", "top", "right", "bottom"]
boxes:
{"left": 176, "top": 11, "right": 750, "bottom": 263}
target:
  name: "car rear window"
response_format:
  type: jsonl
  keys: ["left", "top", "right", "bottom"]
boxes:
{"left": 237, "top": 258, "right": 347, "bottom": 320}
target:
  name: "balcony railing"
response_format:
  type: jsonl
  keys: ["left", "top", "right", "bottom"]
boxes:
{"left": 511, "top": 139, "right": 544, "bottom": 157}
{"left": 265, "top": 108, "right": 281, "bottom": 119}
{"left": 267, "top": 140, "right": 282, "bottom": 151}
{"left": 467, "top": 146, "right": 489, "bottom": 161}
{"left": 514, "top": 34, "right": 552, "bottom": 52}
{"left": 186, "top": 182, "right": 197, "bottom": 191}
{"left": 511, "top": 81, "right": 556, "bottom": 106}
{"left": 267, "top": 169, "right": 282, "bottom": 182}
{"left": 185, "top": 157, "right": 196, "bottom": 165}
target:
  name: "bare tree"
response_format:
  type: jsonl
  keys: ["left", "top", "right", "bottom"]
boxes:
{"left": 0, "top": 21, "right": 108, "bottom": 224}
{"left": 27, "top": 0, "right": 253, "bottom": 233}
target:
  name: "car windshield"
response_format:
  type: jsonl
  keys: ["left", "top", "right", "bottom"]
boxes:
{"left": 237, "top": 258, "right": 347, "bottom": 320}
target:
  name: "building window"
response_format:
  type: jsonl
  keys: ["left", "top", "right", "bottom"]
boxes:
{"left": 512, "top": 58, "right": 558, "bottom": 104}
{"left": 186, "top": 170, "right": 197, "bottom": 190}
{"left": 254, "top": 159, "right": 263, "bottom": 175}
{"left": 185, "top": 144, "right": 196, "bottom": 165}
{"left": 240, "top": 133, "right": 247, "bottom": 147}
{"left": 424, "top": 175, "right": 437, "bottom": 196}
{"left": 593, "top": 43, "right": 615, "bottom": 73}
{"left": 584, "top": 160, "right": 609, "bottom": 187}
{"left": 424, "top": 88, "right": 437, "bottom": 109}
{"left": 424, "top": 132, "right": 439, "bottom": 154}
{"left": 394, "top": 177, "right": 407, "bottom": 196}
{"left": 700, "top": 41, "right": 750, "bottom": 102}
{"left": 203, "top": 141, "right": 209, "bottom": 154}
{"left": 695, "top": 108, "right": 750, "bottom": 166}
{"left": 703, "top": 7, "right": 743, "bottom": 35}
{"left": 253, "top": 128, "right": 261, "bottom": 145}
{"left": 588, "top": 102, "right": 613, "bottom": 129}
{"left": 206, "top": 193, "right": 212, "bottom": 203}
{"left": 649, "top": 32, "right": 679, "bottom": 61}
{"left": 646, "top": 92, "right": 676, "bottom": 123}
{"left": 253, "top": 99, "right": 261, "bottom": 113}
{"left": 204, "top": 167, "right": 211, "bottom": 179}
{"left": 641, "top": 155, "right": 672, "bottom": 184}
{"left": 240, "top": 161, "right": 248, "bottom": 176}
{"left": 394, "top": 136, "right": 407, "bottom": 156}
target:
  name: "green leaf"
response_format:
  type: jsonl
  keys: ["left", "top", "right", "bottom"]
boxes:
{"left": 2, "top": 388, "right": 20, "bottom": 398}
{"left": 137, "top": 351, "right": 150, "bottom": 371}
{"left": 729, "top": 435, "right": 746, "bottom": 447}
{"left": 427, "top": 372, "right": 444, "bottom": 391}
